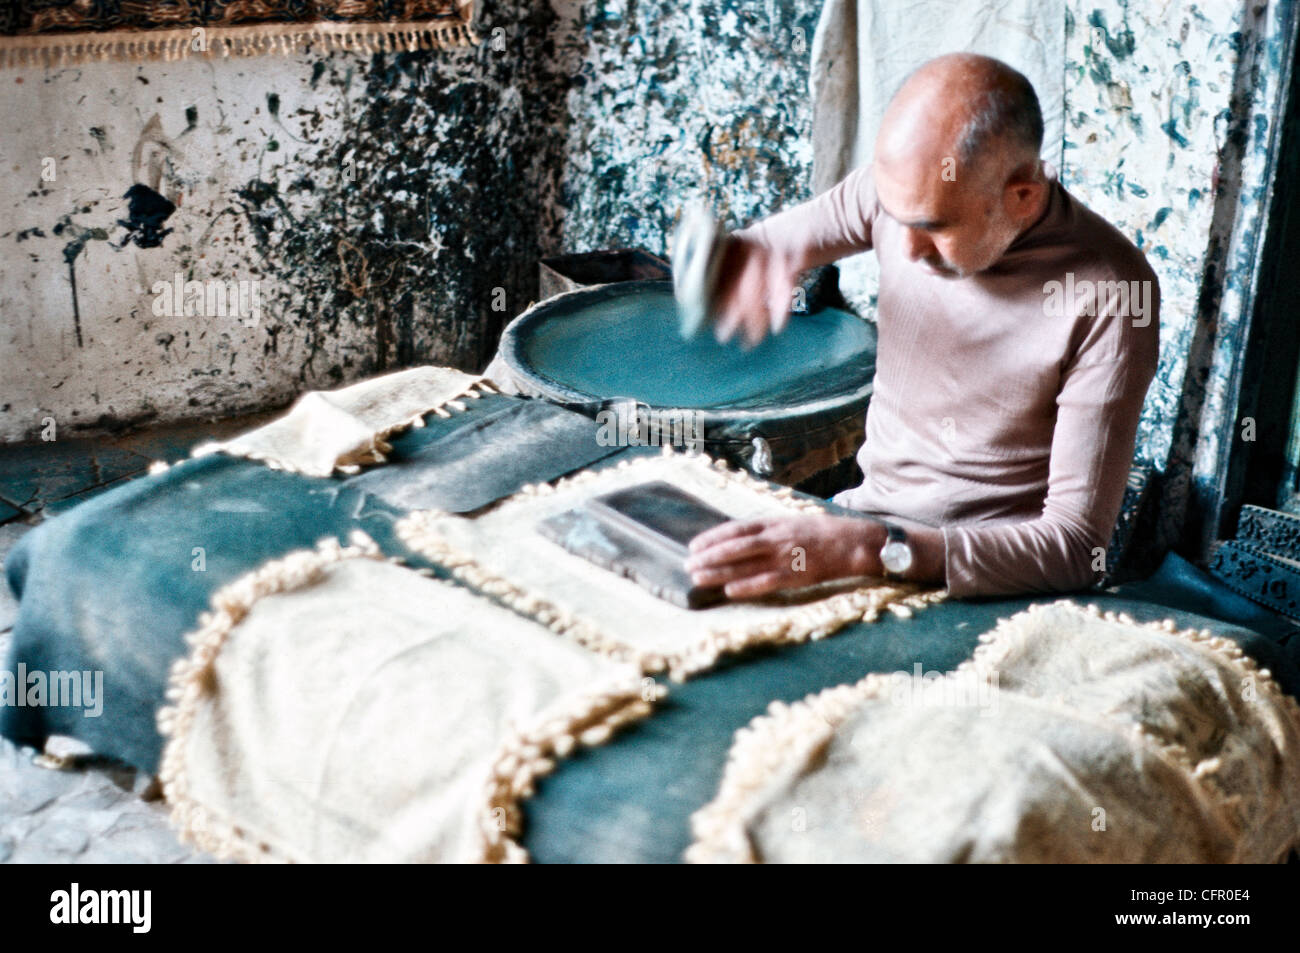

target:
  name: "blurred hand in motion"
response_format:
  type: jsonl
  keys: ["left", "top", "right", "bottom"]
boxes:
{"left": 685, "top": 514, "right": 887, "bottom": 600}
{"left": 711, "top": 235, "right": 802, "bottom": 348}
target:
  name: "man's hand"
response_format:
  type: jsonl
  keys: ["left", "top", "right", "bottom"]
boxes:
{"left": 712, "top": 235, "right": 802, "bottom": 348}
{"left": 685, "top": 514, "right": 887, "bottom": 600}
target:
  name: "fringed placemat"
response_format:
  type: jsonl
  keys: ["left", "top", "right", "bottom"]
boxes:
{"left": 1, "top": 1, "right": 477, "bottom": 68}
{"left": 397, "top": 449, "right": 946, "bottom": 679}
{"left": 157, "top": 532, "right": 660, "bottom": 864}
{"left": 191, "top": 365, "right": 497, "bottom": 477}
{"left": 687, "top": 600, "right": 1300, "bottom": 863}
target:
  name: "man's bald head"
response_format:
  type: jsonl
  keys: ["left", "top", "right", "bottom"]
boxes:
{"left": 878, "top": 53, "right": 1042, "bottom": 177}
{"left": 871, "top": 54, "right": 1049, "bottom": 277}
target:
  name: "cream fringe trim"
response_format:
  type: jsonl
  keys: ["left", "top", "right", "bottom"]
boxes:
{"left": 0, "top": 17, "right": 478, "bottom": 69}
{"left": 396, "top": 447, "right": 947, "bottom": 681}
{"left": 686, "top": 599, "right": 1300, "bottom": 864}
{"left": 973, "top": 602, "right": 1300, "bottom": 857}
{"left": 482, "top": 674, "right": 664, "bottom": 863}
{"left": 148, "top": 376, "right": 496, "bottom": 477}
{"left": 334, "top": 375, "right": 498, "bottom": 477}
{"left": 155, "top": 531, "right": 661, "bottom": 863}
{"left": 189, "top": 376, "right": 497, "bottom": 477}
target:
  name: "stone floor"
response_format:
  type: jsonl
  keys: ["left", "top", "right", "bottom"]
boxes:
{"left": 0, "top": 523, "right": 210, "bottom": 863}
{"left": 0, "top": 416, "right": 277, "bottom": 865}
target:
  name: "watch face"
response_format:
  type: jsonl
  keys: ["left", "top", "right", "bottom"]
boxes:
{"left": 881, "top": 540, "right": 914, "bottom": 575}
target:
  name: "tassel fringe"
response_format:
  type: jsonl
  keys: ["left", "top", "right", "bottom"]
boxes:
{"left": 156, "top": 532, "right": 661, "bottom": 864}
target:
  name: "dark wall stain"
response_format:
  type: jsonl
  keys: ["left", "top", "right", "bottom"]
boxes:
{"left": 9, "top": 1, "right": 826, "bottom": 432}
{"left": 118, "top": 183, "right": 176, "bottom": 249}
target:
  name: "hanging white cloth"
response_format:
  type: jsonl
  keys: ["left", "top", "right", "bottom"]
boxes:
{"left": 808, "top": 0, "right": 1066, "bottom": 314}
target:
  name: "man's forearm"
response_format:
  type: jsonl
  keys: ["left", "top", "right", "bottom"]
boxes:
{"left": 733, "top": 165, "right": 876, "bottom": 270}
{"left": 942, "top": 516, "right": 1101, "bottom": 598}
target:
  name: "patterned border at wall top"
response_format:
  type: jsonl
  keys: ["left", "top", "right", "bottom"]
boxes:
{"left": 0, "top": 13, "right": 479, "bottom": 69}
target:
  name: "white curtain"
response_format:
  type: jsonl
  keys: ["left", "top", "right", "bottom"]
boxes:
{"left": 809, "top": 0, "right": 1066, "bottom": 314}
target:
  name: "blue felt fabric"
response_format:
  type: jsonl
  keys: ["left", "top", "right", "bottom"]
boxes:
{"left": 0, "top": 394, "right": 628, "bottom": 772}
{"left": 1111, "top": 550, "right": 1300, "bottom": 649}
{"left": 521, "top": 574, "right": 1300, "bottom": 863}
{"left": 2, "top": 452, "right": 401, "bottom": 770}
{"left": 4, "top": 386, "right": 1300, "bottom": 863}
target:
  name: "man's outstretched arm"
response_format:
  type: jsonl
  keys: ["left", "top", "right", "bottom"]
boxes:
{"left": 685, "top": 349, "right": 1153, "bottom": 599}
{"left": 685, "top": 511, "right": 946, "bottom": 599}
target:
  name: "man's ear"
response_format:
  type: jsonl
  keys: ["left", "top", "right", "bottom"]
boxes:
{"left": 1003, "top": 162, "right": 1046, "bottom": 222}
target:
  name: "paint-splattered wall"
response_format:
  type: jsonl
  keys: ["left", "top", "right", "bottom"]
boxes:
{"left": 0, "top": 1, "right": 571, "bottom": 443}
{"left": 1061, "top": 0, "right": 1295, "bottom": 547}
{"left": 0, "top": 0, "right": 822, "bottom": 445}
{"left": 556, "top": 0, "right": 821, "bottom": 251}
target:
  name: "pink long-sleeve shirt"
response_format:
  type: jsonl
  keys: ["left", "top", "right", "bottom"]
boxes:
{"left": 736, "top": 164, "right": 1160, "bottom": 597}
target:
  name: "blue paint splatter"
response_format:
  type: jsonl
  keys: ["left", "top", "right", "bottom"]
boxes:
{"left": 1160, "top": 119, "right": 1189, "bottom": 148}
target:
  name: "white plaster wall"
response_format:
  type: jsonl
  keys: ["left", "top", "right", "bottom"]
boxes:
{"left": 0, "top": 55, "right": 365, "bottom": 442}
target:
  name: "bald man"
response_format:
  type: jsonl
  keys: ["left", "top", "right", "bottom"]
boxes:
{"left": 685, "top": 53, "right": 1160, "bottom": 599}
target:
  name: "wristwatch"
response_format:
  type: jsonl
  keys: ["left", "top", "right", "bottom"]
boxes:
{"left": 879, "top": 522, "right": 914, "bottom": 580}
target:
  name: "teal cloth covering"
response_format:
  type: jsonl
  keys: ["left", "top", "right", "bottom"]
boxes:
{"left": 522, "top": 576, "right": 1300, "bottom": 863}
{"left": 0, "top": 394, "right": 624, "bottom": 772}
{"left": 496, "top": 280, "right": 876, "bottom": 482}
{"left": 4, "top": 382, "right": 1299, "bottom": 862}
